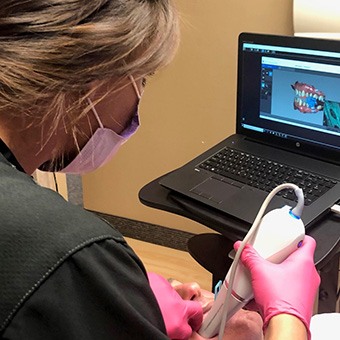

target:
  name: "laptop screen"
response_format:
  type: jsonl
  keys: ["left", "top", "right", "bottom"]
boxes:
{"left": 237, "top": 33, "right": 340, "bottom": 162}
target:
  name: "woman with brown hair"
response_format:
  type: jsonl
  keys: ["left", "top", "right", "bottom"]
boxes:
{"left": 0, "top": 1, "right": 184, "bottom": 339}
{"left": 0, "top": 1, "right": 319, "bottom": 339}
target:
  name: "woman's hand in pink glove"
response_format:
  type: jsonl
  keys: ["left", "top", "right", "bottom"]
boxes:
{"left": 234, "top": 235, "right": 320, "bottom": 335}
{"left": 147, "top": 272, "right": 203, "bottom": 340}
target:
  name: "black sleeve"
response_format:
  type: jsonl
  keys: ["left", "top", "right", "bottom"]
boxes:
{"left": 3, "top": 239, "right": 169, "bottom": 340}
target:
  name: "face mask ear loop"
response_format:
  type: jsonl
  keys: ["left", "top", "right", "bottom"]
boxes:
{"left": 129, "top": 75, "right": 142, "bottom": 99}
{"left": 87, "top": 98, "right": 104, "bottom": 128}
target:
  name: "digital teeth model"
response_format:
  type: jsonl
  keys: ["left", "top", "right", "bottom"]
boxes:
{"left": 291, "top": 81, "right": 325, "bottom": 113}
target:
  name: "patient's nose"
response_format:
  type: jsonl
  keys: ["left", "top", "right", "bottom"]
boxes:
{"left": 182, "top": 282, "right": 202, "bottom": 300}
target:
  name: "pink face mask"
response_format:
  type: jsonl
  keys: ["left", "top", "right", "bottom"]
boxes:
{"left": 59, "top": 76, "right": 141, "bottom": 175}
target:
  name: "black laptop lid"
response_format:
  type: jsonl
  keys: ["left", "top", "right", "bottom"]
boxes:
{"left": 236, "top": 33, "right": 340, "bottom": 165}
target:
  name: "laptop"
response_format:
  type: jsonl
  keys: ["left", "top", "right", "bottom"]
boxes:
{"left": 159, "top": 32, "right": 340, "bottom": 229}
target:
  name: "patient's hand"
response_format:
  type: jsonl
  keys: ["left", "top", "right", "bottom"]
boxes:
{"left": 170, "top": 280, "right": 264, "bottom": 340}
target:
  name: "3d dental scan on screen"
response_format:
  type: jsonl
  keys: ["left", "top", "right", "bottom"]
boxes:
{"left": 261, "top": 56, "right": 340, "bottom": 136}
{"left": 159, "top": 33, "right": 340, "bottom": 229}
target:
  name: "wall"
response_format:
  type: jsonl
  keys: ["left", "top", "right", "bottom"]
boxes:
{"left": 34, "top": 171, "right": 68, "bottom": 201}
{"left": 82, "top": 0, "right": 294, "bottom": 234}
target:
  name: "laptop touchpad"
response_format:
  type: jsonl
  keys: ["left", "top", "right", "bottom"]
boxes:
{"left": 191, "top": 177, "right": 242, "bottom": 203}
{"left": 191, "top": 177, "right": 280, "bottom": 223}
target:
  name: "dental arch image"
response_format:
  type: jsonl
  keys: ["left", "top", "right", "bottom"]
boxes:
{"left": 291, "top": 81, "right": 340, "bottom": 128}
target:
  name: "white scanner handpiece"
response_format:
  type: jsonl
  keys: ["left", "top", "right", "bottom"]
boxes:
{"left": 198, "top": 205, "right": 305, "bottom": 338}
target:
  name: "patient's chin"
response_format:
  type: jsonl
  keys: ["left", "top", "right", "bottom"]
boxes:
{"left": 201, "top": 300, "right": 263, "bottom": 340}
{"left": 236, "top": 308, "right": 263, "bottom": 325}
{"left": 224, "top": 309, "right": 264, "bottom": 340}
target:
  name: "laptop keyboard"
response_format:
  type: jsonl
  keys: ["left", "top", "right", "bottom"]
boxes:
{"left": 198, "top": 147, "right": 338, "bottom": 206}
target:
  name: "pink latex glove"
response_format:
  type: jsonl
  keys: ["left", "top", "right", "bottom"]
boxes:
{"left": 234, "top": 235, "right": 320, "bottom": 339}
{"left": 148, "top": 272, "right": 203, "bottom": 340}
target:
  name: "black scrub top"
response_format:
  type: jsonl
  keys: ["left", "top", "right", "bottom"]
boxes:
{"left": 0, "top": 155, "right": 168, "bottom": 339}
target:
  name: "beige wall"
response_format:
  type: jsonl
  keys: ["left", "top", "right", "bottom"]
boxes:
{"left": 34, "top": 171, "right": 68, "bottom": 201}
{"left": 83, "top": 0, "right": 294, "bottom": 234}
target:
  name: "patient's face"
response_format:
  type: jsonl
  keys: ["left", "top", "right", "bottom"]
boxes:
{"left": 170, "top": 280, "right": 264, "bottom": 340}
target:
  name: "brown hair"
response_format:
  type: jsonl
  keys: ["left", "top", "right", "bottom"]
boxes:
{"left": 0, "top": 0, "right": 180, "bottom": 126}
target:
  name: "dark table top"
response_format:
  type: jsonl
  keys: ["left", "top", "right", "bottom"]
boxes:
{"left": 139, "top": 175, "right": 340, "bottom": 270}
